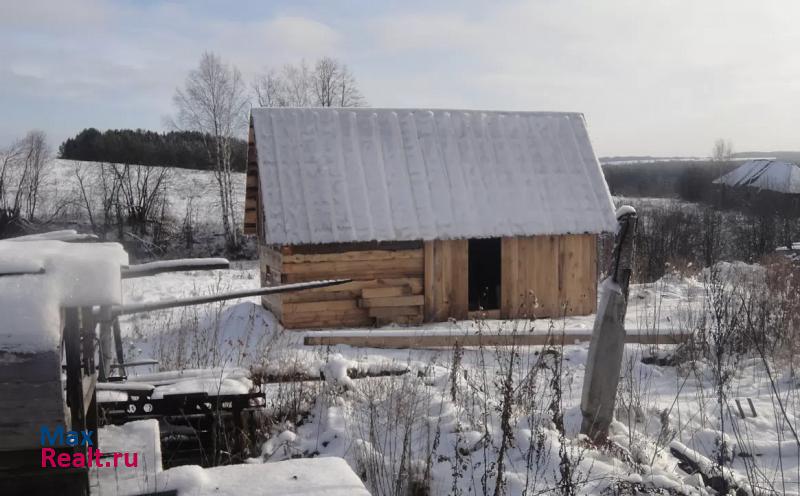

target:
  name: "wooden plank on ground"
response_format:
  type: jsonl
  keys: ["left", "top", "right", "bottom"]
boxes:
{"left": 359, "top": 295, "right": 424, "bottom": 308}
{"left": 303, "top": 331, "right": 692, "bottom": 348}
{"left": 283, "top": 310, "right": 372, "bottom": 329}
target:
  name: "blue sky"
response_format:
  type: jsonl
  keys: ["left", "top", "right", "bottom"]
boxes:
{"left": 2, "top": 0, "right": 800, "bottom": 156}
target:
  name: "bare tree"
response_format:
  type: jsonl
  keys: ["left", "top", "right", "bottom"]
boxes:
{"left": 253, "top": 57, "right": 365, "bottom": 108}
{"left": 172, "top": 52, "right": 249, "bottom": 251}
{"left": 712, "top": 138, "right": 733, "bottom": 162}
{"left": 312, "top": 57, "right": 364, "bottom": 107}
{"left": 0, "top": 130, "right": 50, "bottom": 235}
{"left": 110, "top": 163, "right": 171, "bottom": 235}
{"left": 19, "top": 130, "right": 49, "bottom": 220}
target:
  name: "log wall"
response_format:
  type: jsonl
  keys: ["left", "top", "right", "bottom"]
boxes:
{"left": 261, "top": 244, "right": 425, "bottom": 329}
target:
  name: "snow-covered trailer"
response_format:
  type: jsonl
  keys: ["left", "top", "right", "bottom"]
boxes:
{"left": 244, "top": 108, "right": 617, "bottom": 328}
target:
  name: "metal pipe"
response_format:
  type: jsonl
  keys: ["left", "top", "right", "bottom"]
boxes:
{"left": 105, "top": 279, "right": 352, "bottom": 317}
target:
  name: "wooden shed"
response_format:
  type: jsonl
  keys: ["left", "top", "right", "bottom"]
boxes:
{"left": 244, "top": 108, "right": 617, "bottom": 329}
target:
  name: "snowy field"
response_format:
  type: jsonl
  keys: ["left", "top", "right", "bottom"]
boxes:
{"left": 89, "top": 258, "right": 800, "bottom": 495}
{"left": 29, "top": 159, "right": 247, "bottom": 258}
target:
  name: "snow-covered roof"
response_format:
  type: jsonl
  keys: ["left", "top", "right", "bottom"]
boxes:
{"left": 0, "top": 239, "right": 128, "bottom": 353}
{"left": 249, "top": 108, "right": 617, "bottom": 245}
{"left": 713, "top": 159, "right": 800, "bottom": 194}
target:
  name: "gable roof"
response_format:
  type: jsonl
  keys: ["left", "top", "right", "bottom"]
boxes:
{"left": 713, "top": 159, "right": 800, "bottom": 194}
{"left": 246, "top": 108, "right": 617, "bottom": 245}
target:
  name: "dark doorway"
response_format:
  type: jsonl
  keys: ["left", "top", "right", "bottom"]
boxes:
{"left": 468, "top": 238, "right": 501, "bottom": 311}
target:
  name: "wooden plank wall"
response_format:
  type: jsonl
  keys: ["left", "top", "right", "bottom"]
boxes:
{"left": 243, "top": 122, "right": 259, "bottom": 236}
{"left": 423, "top": 239, "right": 469, "bottom": 321}
{"left": 262, "top": 234, "right": 596, "bottom": 328}
{"left": 501, "top": 234, "right": 597, "bottom": 319}
{"left": 260, "top": 245, "right": 425, "bottom": 329}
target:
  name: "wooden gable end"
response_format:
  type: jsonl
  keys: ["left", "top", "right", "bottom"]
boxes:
{"left": 243, "top": 119, "right": 259, "bottom": 236}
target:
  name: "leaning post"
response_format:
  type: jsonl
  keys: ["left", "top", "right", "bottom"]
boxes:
{"left": 580, "top": 205, "right": 637, "bottom": 442}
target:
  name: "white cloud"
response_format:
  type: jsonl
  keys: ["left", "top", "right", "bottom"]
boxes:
{"left": 366, "top": 0, "right": 800, "bottom": 155}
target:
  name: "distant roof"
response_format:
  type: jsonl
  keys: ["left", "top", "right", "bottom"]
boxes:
{"left": 248, "top": 108, "right": 617, "bottom": 245}
{"left": 713, "top": 159, "right": 800, "bottom": 194}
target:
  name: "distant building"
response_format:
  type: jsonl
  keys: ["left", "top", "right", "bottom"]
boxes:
{"left": 244, "top": 108, "right": 617, "bottom": 328}
{"left": 713, "top": 159, "right": 800, "bottom": 222}
{"left": 713, "top": 159, "right": 800, "bottom": 195}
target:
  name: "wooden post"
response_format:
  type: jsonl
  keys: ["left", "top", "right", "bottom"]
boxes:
{"left": 97, "top": 306, "right": 114, "bottom": 381}
{"left": 580, "top": 206, "right": 637, "bottom": 443}
{"left": 112, "top": 318, "right": 126, "bottom": 378}
{"left": 64, "top": 308, "right": 84, "bottom": 431}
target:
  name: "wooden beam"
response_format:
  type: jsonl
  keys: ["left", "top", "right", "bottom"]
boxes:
{"left": 358, "top": 295, "right": 424, "bottom": 308}
{"left": 361, "top": 286, "right": 410, "bottom": 299}
{"left": 303, "top": 330, "right": 691, "bottom": 349}
{"left": 368, "top": 306, "right": 422, "bottom": 318}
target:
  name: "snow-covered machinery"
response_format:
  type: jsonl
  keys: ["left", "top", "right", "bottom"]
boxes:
{"left": 0, "top": 232, "right": 348, "bottom": 495}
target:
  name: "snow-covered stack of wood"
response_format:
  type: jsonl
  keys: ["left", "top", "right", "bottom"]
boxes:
{"left": 244, "top": 108, "right": 617, "bottom": 328}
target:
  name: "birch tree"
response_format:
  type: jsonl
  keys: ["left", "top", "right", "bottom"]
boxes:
{"left": 253, "top": 57, "right": 365, "bottom": 108}
{"left": 172, "top": 52, "right": 249, "bottom": 250}
{"left": 0, "top": 130, "right": 50, "bottom": 234}
{"left": 712, "top": 139, "right": 733, "bottom": 162}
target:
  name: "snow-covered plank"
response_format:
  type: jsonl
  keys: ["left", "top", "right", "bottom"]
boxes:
{"left": 251, "top": 108, "right": 617, "bottom": 245}
{"left": 121, "top": 257, "right": 230, "bottom": 278}
{"left": 154, "top": 457, "right": 371, "bottom": 496}
{"left": 0, "top": 239, "right": 127, "bottom": 354}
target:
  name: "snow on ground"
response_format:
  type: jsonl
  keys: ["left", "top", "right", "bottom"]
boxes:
{"left": 106, "top": 260, "right": 800, "bottom": 495}
{"left": 26, "top": 159, "right": 248, "bottom": 259}
{"left": 92, "top": 421, "right": 368, "bottom": 495}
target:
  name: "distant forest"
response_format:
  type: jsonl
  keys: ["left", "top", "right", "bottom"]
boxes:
{"left": 59, "top": 128, "right": 247, "bottom": 172}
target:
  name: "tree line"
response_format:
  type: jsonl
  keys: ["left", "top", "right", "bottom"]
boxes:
{"left": 59, "top": 128, "right": 248, "bottom": 172}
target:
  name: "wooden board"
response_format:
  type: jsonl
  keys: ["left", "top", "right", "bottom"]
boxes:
{"left": 303, "top": 331, "right": 691, "bottom": 348}
{"left": 283, "top": 250, "right": 422, "bottom": 264}
{"left": 243, "top": 122, "right": 260, "bottom": 235}
{"left": 368, "top": 306, "right": 422, "bottom": 318}
{"left": 284, "top": 299, "right": 359, "bottom": 313}
{"left": 359, "top": 295, "right": 424, "bottom": 308}
{"left": 559, "top": 234, "right": 596, "bottom": 315}
{"left": 423, "top": 239, "right": 468, "bottom": 322}
{"left": 361, "top": 286, "right": 410, "bottom": 299}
